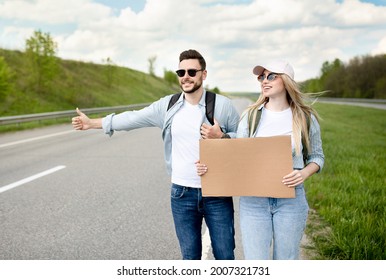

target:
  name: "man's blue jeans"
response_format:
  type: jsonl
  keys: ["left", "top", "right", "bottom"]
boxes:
{"left": 171, "top": 184, "right": 235, "bottom": 260}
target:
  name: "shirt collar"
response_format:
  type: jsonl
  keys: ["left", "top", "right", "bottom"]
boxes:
{"left": 198, "top": 89, "right": 207, "bottom": 107}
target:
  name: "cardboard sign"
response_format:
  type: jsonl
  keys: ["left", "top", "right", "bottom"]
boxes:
{"left": 199, "top": 136, "right": 295, "bottom": 198}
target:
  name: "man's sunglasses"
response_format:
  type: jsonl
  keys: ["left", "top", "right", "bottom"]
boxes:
{"left": 257, "top": 72, "right": 279, "bottom": 83}
{"left": 175, "top": 69, "right": 203, "bottom": 77}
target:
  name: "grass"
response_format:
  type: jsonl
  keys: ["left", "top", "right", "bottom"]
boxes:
{"left": 305, "top": 103, "right": 386, "bottom": 260}
{"left": 0, "top": 48, "right": 180, "bottom": 132}
{"left": 0, "top": 48, "right": 179, "bottom": 116}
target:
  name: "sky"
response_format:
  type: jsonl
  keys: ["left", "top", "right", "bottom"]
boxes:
{"left": 0, "top": 0, "right": 385, "bottom": 93}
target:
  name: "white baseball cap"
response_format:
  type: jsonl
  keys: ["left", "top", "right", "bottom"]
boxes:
{"left": 253, "top": 60, "right": 295, "bottom": 80}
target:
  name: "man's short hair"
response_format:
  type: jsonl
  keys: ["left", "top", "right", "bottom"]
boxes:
{"left": 179, "top": 49, "right": 206, "bottom": 70}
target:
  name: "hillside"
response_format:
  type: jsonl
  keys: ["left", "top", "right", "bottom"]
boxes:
{"left": 0, "top": 48, "right": 180, "bottom": 116}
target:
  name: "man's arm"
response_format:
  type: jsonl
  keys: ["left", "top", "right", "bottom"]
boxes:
{"left": 220, "top": 97, "right": 240, "bottom": 139}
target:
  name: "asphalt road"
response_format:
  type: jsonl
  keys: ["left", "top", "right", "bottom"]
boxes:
{"left": 317, "top": 99, "right": 386, "bottom": 110}
{"left": 0, "top": 98, "right": 250, "bottom": 260}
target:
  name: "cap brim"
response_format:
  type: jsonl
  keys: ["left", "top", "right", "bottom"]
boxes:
{"left": 253, "top": 65, "right": 265, "bottom": 76}
{"left": 252, "top": 60, "right": 295, "bottom": 80}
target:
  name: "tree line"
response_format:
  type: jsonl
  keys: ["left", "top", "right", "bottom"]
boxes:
{"left": 302, "top": 54, "right": 386, "bottom": 99}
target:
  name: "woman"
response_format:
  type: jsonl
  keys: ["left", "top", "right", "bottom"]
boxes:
{"left": 197, "top": 60, "right": 324, "bottom": 259}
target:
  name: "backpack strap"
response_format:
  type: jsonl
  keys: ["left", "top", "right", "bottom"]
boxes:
{"left": 247, "top": 106, "right": 262, "bottom": 137}
{"left": 167, "top": 91, "right": 216, "bottom": 125}
{"left": 167, "top": 93, "right": 182, "bottom": 111}
{"left": 302, "top": 115, "right": 311, "bottom": 164}
{"left": 204, "top": 91, "right": 216, "bottom": 125}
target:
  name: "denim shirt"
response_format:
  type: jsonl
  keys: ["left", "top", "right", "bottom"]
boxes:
{"left": 102, "top": 90, "right": 240, "bottom": 175}
{"left": 237, "top": 106, "right": 324, "bottom": 172}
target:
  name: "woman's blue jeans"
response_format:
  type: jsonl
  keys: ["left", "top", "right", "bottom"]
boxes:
{"left": 240, "top": 185, "right": 309, "bottom": 260}
{"left": 171, "top": 184, "right": 235, "bottom": 260}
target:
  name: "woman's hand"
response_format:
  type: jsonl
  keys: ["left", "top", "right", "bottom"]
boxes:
{"left": 195, "top": 161, "right": 208, "bottom": 176}
{"left": 282, "top": 162, "right": 320, "bottom": 188}
{"left": 282, "top": 170, "right": 305, "bottom": 188}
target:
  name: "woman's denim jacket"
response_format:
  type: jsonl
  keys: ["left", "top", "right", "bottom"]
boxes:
{"left": 102, "top": 90, "right": 240, "bottom": 175}
{"left": 237, "top": 106, "right": 324, "bottom": 172}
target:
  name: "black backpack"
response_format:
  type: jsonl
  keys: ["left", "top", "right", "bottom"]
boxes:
{"left": 167, "top": 91, "right": 216, "bottom": 125}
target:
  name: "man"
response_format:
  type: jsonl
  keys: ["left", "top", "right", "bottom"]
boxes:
{"left": 72, "top": 49, "right": 239, "bottom": 260}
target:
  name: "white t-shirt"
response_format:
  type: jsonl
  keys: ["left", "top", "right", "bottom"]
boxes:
{"left": 171, "top": 102, "right": 204, "bottom": 188}
{"left": 256, "top": 107, "right": 294, "bottom": 148}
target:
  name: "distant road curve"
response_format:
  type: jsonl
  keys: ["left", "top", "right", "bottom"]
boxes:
{"left": 229, "top": 94, "right": 386, "bottom": 110}
{"left": 316, "top": 97, "right": 386, "bottom": 110}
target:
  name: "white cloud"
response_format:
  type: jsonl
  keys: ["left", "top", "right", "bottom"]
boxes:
{"left": 0, "top": 0, "right": 385, "bottom": 92}
{"left": 333, "top": 0, "right": 386, "bottom": 26}
{"left": 372, "top": 36, "right": 386, "bottom": 55}
{"left": 0, "top": 26, "right": 34, "bottom": 50}
{"left": 0, "top": 0, "right": 111, "bottom": 24}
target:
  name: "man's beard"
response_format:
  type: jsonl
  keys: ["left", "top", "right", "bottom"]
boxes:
{"left": 180, "top": 80, "right": 202, "bottom": 94}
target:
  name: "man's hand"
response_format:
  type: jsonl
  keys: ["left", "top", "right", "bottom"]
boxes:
{"left": 72, "top": 108, "right": 93, "bottom": 130}
{"left": 200, "top": 119, "right": 223, "bottom": 139}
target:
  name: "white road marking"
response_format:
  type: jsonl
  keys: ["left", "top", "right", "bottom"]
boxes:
{"left": 0, "top": 130, "right": 75, "bottom": 149}
{"left": 0, "top": 165, "right": 66, "bottom": 194}
{"left": 201, "top": 225, "right": 211, "bottom": 260}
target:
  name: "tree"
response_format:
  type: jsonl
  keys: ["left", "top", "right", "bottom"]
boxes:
{"left": 25, "top": 30, "right": 58, "bottom": 94}
{"left": 102, "top": 57, "right": 117, "bottom": 88}
{"left": 163, "top": 68, "right": 178, "bottom": 86}
{"left": 375, "top": 77, "right": 386, "bottom": 99}
{"left": 303, "top": 54, "right": 386, "bottom": 98}
{"left": 0, "top": 56, "right": 13, "bottom": 101}
{"left": 148, "top": 55, "right": 157, "bottom": 77}
{"left": 305, "top": 58, "right": 345, "bottom": 96}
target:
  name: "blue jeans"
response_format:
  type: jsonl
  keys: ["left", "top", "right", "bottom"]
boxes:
{"left": 171, "top": 184, "right": 235, "bottom": 260}
{"left": 240, "top": 185, "right": 309, "bottom": 260}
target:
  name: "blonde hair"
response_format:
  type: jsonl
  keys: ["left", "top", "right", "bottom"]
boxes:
{"left": 245, "top": 74, "right": 321, "bottom": 156}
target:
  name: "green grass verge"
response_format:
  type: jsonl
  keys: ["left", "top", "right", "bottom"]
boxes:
{"left": 0, "top": 48, "right": 179, "bottom": 116}
{"left": 306, "top": 103, "right": 386, "bottom": 259}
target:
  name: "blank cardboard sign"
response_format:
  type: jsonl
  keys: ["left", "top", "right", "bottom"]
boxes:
{"left": 199, "top": 136, "right": 295, "bottom": 198}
